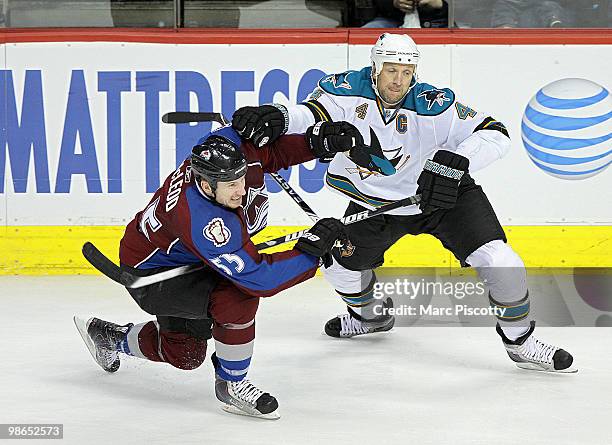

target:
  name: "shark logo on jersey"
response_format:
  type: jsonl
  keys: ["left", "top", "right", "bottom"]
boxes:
{"left": 417, "top": 89, "right": 451, "bottom": 110}
{"left": 203, "top": 217, "right": 231, "bottom": 247}
{"left": 346, "top": 128, "right": 404, "bottom": 180}
{"left": 345, "top": 166, "right": 380, "bottom": 180}
{"left": 322, "top": 73, "right": 352, "bottom": 90}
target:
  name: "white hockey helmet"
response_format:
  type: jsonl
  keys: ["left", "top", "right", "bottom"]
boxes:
{"left": 370, "top": 33, "right": 420, "bottom": 102}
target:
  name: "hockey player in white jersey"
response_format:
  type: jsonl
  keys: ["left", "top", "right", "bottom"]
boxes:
{"left": 232, "top": 33, "right": 576, "bottom": 373}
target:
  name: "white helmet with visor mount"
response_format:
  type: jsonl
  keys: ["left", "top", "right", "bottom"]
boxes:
{"left": 370, "top": 33, "right": 420, "bottom": 105}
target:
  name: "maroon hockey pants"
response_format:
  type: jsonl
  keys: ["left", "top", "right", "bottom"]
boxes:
{"left": 134, "top": 279, "right": 259, "bottom": 370}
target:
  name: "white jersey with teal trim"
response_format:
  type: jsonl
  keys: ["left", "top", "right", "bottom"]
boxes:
{"left": 286, "top": 66, "right": 511, "bottom": 215}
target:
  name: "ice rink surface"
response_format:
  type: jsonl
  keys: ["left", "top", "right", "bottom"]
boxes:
{"left": 1, "top": 276, "right": 611, "bottom": 445}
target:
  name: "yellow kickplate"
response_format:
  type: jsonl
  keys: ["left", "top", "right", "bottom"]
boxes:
{"left": 1, "top": 225, "right": 610, "bottom": 275}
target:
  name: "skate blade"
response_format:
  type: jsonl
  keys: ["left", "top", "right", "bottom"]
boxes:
{"left": 74, "top": 316, "right": 97, "bottom": 363}
{"left": 73, "top": 316, "right": 119, "bottom": 373}
{"left": 221, "top": 404, "right": 280, "bottom": 420}
{"left": 321, "top": 326, "right": 395, "bottom": 339}
{"left": 515, "top": 362, "right": 578, "bottom": 374}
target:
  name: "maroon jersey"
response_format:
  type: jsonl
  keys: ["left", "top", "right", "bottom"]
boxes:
{"left": 120, "top": 129, "right": 318, "bottom": 297}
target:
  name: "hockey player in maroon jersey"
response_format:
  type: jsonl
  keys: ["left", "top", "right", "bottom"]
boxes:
{"left": 74, "top": 125, "right": 348, "bottom": 419}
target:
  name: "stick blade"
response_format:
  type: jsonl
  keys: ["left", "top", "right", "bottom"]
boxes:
{"left": 162, "top": 112, "right": 224, "bottom": 124}
{"left": 82, "top": 242, "right": 127, "bottom": 285}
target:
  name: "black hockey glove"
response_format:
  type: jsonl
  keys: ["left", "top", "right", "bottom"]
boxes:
{"left": 306, "top": 122, "right": 396, "bottom": 176}
{"left": 232, "top": 104, "right": 289, "bottom": 148}
{"left": 416, "top": 150, "right": 469, "bottom": 214}
{"left": 294, "top": 218, "right": 347, "bottom": 268}
{"left": 306, "top": 121, "right": 363, "bottom": 161}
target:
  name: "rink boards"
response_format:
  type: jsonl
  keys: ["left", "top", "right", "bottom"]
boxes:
{"left": 0, "top": 29, "right": 610, "bottom": 273}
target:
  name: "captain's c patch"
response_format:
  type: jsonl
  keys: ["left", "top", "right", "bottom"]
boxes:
{"left": 396, "top": 113, "right": 408, "bottom": 133}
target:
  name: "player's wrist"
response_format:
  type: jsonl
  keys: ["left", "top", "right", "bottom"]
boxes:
{"left": 231, "top": 104, "right": 288, "bottom": 148}
{"left": 271, "top": 103, "right": 289, "bottom": 136}
{"left": 430, "top": 150, "right": 470, "bottom": 173}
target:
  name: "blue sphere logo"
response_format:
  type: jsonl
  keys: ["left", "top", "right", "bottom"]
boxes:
{"left": 521, "top": 78, "right": 611, "bottom": 180}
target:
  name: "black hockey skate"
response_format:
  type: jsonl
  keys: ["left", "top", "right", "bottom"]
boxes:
{"left": 325, "top": 300, "right": 395, "bottom": 338}
{"left": 73, "top": 316, "right": 132, "bottom": 373}
{"left": 211, "top": 353, "right": 280, "bottom": 420}
{"left": 497, "top": 321, "right": 577, "bottom": 373}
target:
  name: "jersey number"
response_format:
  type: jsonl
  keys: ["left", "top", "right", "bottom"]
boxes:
{"left": 211, "top": 253, "right": 245, "bottom": 276}
{"left": 455, "top": 102, "right": 477, "bottom": 120}
{"left": 140, "top": 196, "right": 162, "bottom": 241}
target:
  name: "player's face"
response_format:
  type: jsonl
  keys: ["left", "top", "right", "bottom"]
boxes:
{"left": 214, "top": 175, "right": 247, "bottom": 209}
{"left": 377, "top": 62, "right": 416, "bottom": 106}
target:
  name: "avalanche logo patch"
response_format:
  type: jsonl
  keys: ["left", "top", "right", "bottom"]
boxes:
{"left": 243, "top": 184, "right": 269, "bottom": 235}
{"left": 417, "top": 89, "right": 451, "bottom": 110}
{"left": 203, "top": 217, "right": 231, "bottom": 247}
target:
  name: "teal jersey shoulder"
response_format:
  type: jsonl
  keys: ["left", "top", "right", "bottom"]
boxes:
{"left": 316, "top": 69, "right": 455, "bottom": 116}
{"left": 317, "top": 67, "right": 376, "bottom": 101}
{"left": 404, "top": 82, "right": 456, "bottom": 116}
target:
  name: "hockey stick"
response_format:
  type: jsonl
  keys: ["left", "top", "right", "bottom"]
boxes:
{"left": 81, "top": 194, "right": 420, "bottom": 289}
{"left": 162, "top": 112, "right": 227, "bottom": 125}
{"left": 162, "top": 111, "right": 321, "bottom": 222}
{"left": 269, "top": 172, "right": 320, "bottom": 223}
{"left": 81, "top": 242, "right": 205, "bottom": 289}
{"left": 255, "top": 194, "right": 421, "bottom": 250}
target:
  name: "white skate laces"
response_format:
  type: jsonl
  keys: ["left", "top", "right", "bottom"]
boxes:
{"left": 497, "top": 322, "right": 576, "bottom": 373}
{"left": 228, "top": 379, "right": 265, "bottom": 405}
{"left": 213, "top": 357, "right": 280, "bottom": 420}
{"left": 511, "top": 335, "right": 557, "bottom": 366}
{"left": 325, "top": 307, "right": 395, "bottom": 338}
{"left": 339, "top": 313, "right": 370, "bottom": 337}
